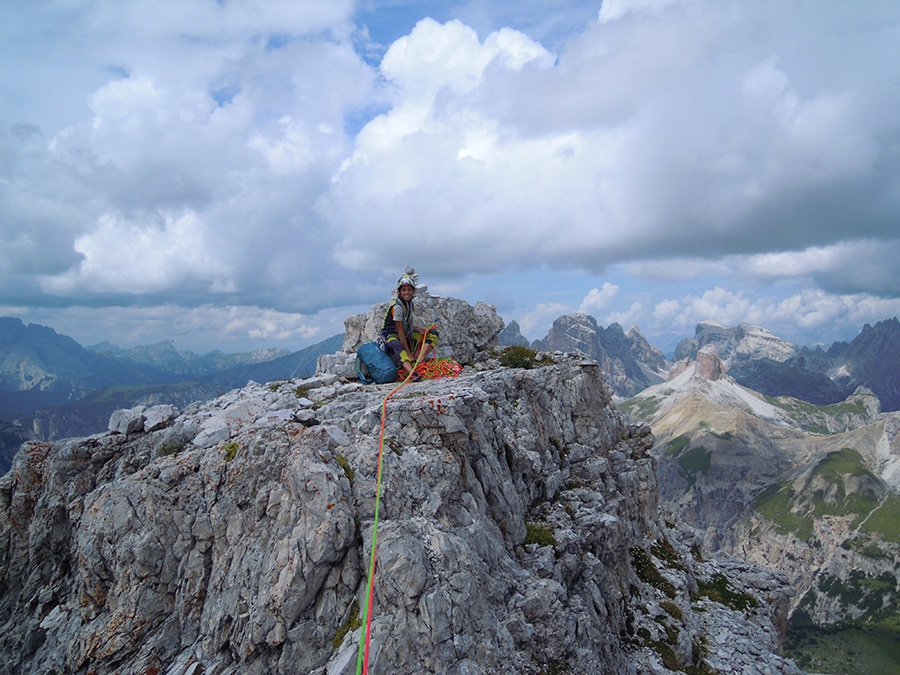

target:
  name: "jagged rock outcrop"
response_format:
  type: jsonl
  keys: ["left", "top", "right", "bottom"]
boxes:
{"left": 0, "top": 355, "right": 801, "bottom": 674}
{"left": 673, "top": 318, "right": 900, "bottom": 412}
{"left": 532, "top": 314, "right": 668, "bottom": 399}
{"left": 673, "top": 322, "right": 850, "bottom": 406}
{"left": 674, "top": 321, "right": 799, "bottom": 365}
{"left": 497, "top": 320, "right": 529, "bottom": 347}
{"left": 825, "top": 317, "right": 900, "bottom": 412}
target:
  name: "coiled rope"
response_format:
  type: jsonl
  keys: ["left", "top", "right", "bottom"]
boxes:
{"left": 355, "top": 324, "right": 461, "bottom": 674}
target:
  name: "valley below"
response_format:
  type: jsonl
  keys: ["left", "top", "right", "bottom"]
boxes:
{"left": 621, "top": 344, "right": 900, "bottom": 675}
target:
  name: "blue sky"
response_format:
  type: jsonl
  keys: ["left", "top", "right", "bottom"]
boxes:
{"left": 2, "top": 0, "right": 900, "bottom": 355}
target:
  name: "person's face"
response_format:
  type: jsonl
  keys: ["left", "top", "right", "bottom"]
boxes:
{"left": 399, "top": 285, "right": 414, "bottom": 301}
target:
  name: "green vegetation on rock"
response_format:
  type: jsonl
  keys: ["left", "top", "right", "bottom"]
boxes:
{"left": 618, "top": 395, "right": 663, "bottom": 421}
{"left": 787, "top": 570, "right": 900, "bottom": 675}
{"left": 630, "top": 546, "right": 677, "bottom": 599}
{"left": 499, "top": 345, "right": 539, "bottom": 369}
{"left": 222, "top": 441, "right": 239, "bottom": 462}
{"left": 752, "top": 481, "right": 815, "bottom": 540}
{"left": 662, "top": 434, "right": 690, "bottom": 457}
{"left": 752, "top": 448, "right": 883, "bottom": 540}
{"left": 860, "top": 494, "right": 900, "bottom": 544}
{"left": 677, "top": 446, "right": 712, "bottom": 484}
{"left": 695, "top": 573, "right": 758, "bottom": 613}
{"left": 524, "top": 523, "right": 556, "bottom": 547}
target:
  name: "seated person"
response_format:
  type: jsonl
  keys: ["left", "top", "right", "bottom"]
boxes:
{"left": 381, "top": 272, "right": 438, "bottom": 381}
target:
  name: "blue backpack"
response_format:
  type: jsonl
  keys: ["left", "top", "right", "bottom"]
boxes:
{"left": 356, "top": 341, "right": 399, "bottom": 384}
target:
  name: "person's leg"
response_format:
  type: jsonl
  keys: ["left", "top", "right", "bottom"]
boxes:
{"left": 414, "top": 330, "right": 438, "bottom": 362}
{"left": 385, "top": 335, "right": 411, "bottom": 373}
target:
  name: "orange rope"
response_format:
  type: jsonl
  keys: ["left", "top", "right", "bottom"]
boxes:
{"left": 414, "top": 357, "right": 462, "bottom": 379}
{"left": 356, "top": 325, "right": 461, "bottom": 673}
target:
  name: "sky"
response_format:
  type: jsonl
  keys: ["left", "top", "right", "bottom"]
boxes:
{"left": 2, "top": 0, "right": 900, "bottom": 356}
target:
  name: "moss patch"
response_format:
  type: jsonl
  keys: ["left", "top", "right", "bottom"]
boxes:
{"left": 222, "top": 441, "right": 239, "bottom": 462}
{"left": 336, "top": 454, "right": 355, "bottom": 483}
{"left": 524, "top": 523, "right": 556, "bottom": 547}
{"left": 631, "top": 547, "right": 677, "bottom": 599}
{"left": 651, "top": 538, "right": 687, "bottom": 571}
{"left": 695, "top": 573, "right": 758, "bottom": 613}
{"left": 333, "top": 598, "right": 361, "bottom": 649}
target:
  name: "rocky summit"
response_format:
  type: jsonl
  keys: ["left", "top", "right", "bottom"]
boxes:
{"left": 0, "top": 296, "right": 805, "bottom": 675}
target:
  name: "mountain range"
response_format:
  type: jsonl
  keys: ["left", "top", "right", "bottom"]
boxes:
{"left": 0, "top": 298, "right": 807, "bottom": 675}
{"left": 2, "top": 308, "right": 899, "bottom": 672}
{"left": 3, "top": 313, "right": 899, "bottom": 474}
{"left": 0, "top": 317, "right": 342, "bottom": 472}
{"left": 620, "top": 342, "right": 900, "bottom": 672}
{"left": 521, "top": 313, "right": 900, "bottom": 413}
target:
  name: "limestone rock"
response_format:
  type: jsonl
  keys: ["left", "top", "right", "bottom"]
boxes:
{"left": 533, "top": 314, "right": 668, "bottom": 399}
{"left": 498, "top": 320, "right": 529, "bottom": 347}
{"left": 336, "top": 290, "right": 504, "bottom": 366}
{"left": 108, "top": 405, "right": 147, "bottom": 434}
{"left": 694, "top": 345, "right": 727, "bottom": 381}
{"left": 0, "top": 356, "right": 800, "bottom": 675}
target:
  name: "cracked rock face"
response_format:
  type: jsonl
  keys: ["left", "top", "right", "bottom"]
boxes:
{"left": 1, "top": 356, "right": 801, "bottom": 675}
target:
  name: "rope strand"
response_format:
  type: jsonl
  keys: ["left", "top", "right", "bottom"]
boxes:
{"left": 355, "top": 324, "right": 460, "bottom": 674}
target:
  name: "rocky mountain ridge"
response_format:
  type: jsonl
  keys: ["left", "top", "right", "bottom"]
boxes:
{"left": 673, "top": 317, "right": 900, "bottom": 412}
{"left": 0, "top": 326, "right": 342, "bottom": 474}
{"left": 620, "top": 346, "right": 900, "bottom": 670}
{"left": 0, "top": 318, "right": 288, "bottom": 408}
{"left": 531, "top": 313, "right": 668, "bottom": 399}
{"left": 0, "top": 348, "right": 803, "bottom": 674}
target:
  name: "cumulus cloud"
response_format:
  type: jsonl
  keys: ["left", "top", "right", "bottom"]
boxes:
{"left": 518, "top": 302, "right": 573, "bottom": 339}
{"left": 579, "top": 283, "right": 619, "bottom": 313}
{"left": 2, "top": 0, "right": 900, "bottom": 351}
{"left": 648, "top": 286, "right": 900, "bottom": 346}
{"left": 324, "top": 3, "right": 900, "bottom": 282}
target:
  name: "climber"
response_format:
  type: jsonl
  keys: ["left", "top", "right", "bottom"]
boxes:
{"left": 381, "top": 269, "right": 438, "bottom": 382}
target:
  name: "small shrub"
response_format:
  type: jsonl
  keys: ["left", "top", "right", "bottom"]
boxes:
{"left": 295, "top": 386, "right": 310, "bottom": 399}
{"left": 695, "top": 573, "right": 758, "bottom": 612}
{"left": 336, "top": 454, "right": 354, "bottom": 483}
{"left": 333, "top": 599, "right": 361, "bottom": 649}
{"left": 524, "top": 523, "right": 556, "bottom": 547}
{"left": 500, "top": 345, "right": 538, "bottom": 369}
{"left": 159, "top": 442, "right": 185, "bottom": 457}
{"left": 222, "top": 442, "right": 239, "bottom": 462}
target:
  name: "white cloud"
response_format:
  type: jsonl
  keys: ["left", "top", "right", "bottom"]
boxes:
{"left": 324, "top": 3, "right": 900, "bottom": 284}
{"left": 518, "top": 302, "right": 573, "bottom": 339}
{"left": 3, "top": 0, "right": 900, "bottom": 353}
{"left": 605, "top": 301, "right": 647, "bottom": 330}
{"left": 579, "top": 283, "right": 619, "bottom": 313}
{"left": 39, "top": 211, "right": 232, "bottom": 295}
{"left": 648, "top": 285, "right": 900, "bottom": 346}
{"left": 598, "top": 0, "right": 686, "bottom": 24}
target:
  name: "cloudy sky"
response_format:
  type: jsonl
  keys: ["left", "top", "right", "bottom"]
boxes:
{"left": 2, "top": 0, "right": 899, "bottom": 355}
